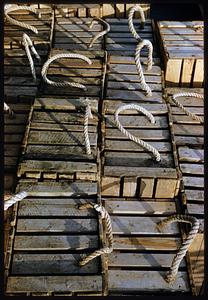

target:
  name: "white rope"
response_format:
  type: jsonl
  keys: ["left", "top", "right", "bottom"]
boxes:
{"left": 4, "top": 191, "right": 28, "bottom": 211}
{"left": 78, "top": 202, "right": 113, "bottom": 266}
{"left": 135, "top": 39, "right": 153, "bottom": 97}
{"left": 41, "top": 53, "right": 92, "bottom": 90}
{"left": 128, "top": 4, "right": 145, "bottom": 41}
{"left": 157, "top": 214, "right": 199, "bottom": 283}
{"left": 88, "top": 17, "right": 110, "bottom": 48}
{"left": 114, "top": 104, "right": 161, "bottom": 161}
{"left": 84, "top": 99, "right": 93, "bottom": 155}
{"left": 4, "top": 5, "right": 41, "bottom": 34}
{"left": 22, "top": 33, "right": 41, "bottom": 81}
{"left": 172, "top": 93, "right": 203, "bottom": 123}
{"left": 4, "top": 102, "right": 14, "bottom": 117}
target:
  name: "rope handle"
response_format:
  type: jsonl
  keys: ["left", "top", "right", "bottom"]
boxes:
{"left": 171, "top": 93, "right": 203, "bottom": 123}
{"left": 156, "top": 214, "right": 199, "bottom": 283}
{"left": 88, "top": 17, "right": 110, "bottom": 48}
{"left": 41, "top": 53, "right": 92, "bottom": 90}
{"left": 84, "top": 99, "right": 93, "bottom": 155}
{"left": 4, "top": 5, "right": 41, "bottom": 34}
{"left": 128, "top": 4, "right": 145, "bottom": 41}
{"left": 114, "top": 104, "right": 161, "bottom": 161}
{"left": 22, "top": 33, "right": 41, "bottom": 81}
{"left": 4, "top": 102, "right": 15, "bottom": 118}
{"left": 4, "top": 191, "right": 28, "bottom": 211}
{"left": 78, "top": 202, "right": 113, "bottom": 266}
{"left": 135, "top": 39, "right": 153, "bottom": 97}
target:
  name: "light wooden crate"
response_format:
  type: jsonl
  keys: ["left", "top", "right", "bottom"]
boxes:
{"left": 156, "top": 21, "right": 203, "bottom": 87}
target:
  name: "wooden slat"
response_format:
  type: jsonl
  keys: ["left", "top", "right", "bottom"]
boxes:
{"left": 172, "top": 124, "right": 203, "bottom": 136}
{"left": 106, "top": 128, "right": 169, "bottom": 140}
{"left": 106, "top": 115, "right": 168, "bottom": 128}
{"left": 107, "top": 90, "right": 163, "bottom": 103}
{"left": 185, "top": 189, "right": 204, "bottom": 202}
{"left": 105, "top": 141, "right": 171, "bottom": 153}
{"left": 178, "top": 147, "right": 204, "bottom": 163}
{"left": 104, "top": 102, "right": 168, "bottom": 114}
{"left": 180, "top": 163, "right": 203, "bottom": 175}
{"left": 183, "top": 176, "right": 204, "bottom": 188}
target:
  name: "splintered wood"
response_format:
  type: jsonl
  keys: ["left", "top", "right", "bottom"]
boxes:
{"left": 156, "top": 21, "right": 203, "bottom": 87}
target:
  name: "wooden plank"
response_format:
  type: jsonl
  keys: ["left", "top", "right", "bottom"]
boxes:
{"left": 172, "top": 115, "right": 204, "bottom": 124}
{"left": 185, "top": 189, "right": 204, "bottom": 202}
{"left": 109, "top": 64, "right": 161, "bottom": 76}
{"left": 193, "top": 59, "right": 204, "bottom": 87}
{"left": 140, "top": 178, "right": 155, "bottom": 198}
{"left": 108, "top": 73, "right": 161, "bottom": 83}
{"left": 104, "top": 166, "right": 177, "bottom": 178}
{"left": 170, "top": 106, "right": 203, "bottom": 115}
{"left": 181, "top": 59, "right": 195, "bottom": 87}
{"left": 29, "top": 123, "right": 97, "bottom": 133}
{"left": 123, "top": 177, "right": 137, "bottom": 197}
{"left": 106, "top": 115, "right": 168, "bottom": 128}
{"left": 43, "top": 85, "right": 100, "bottom": 97}
{"left": 186, "top": 203, "right": 204, "bottom": 215}
{"left": 180, "top": 163, "right": 203, "bottom": 175}
{"left": 102, "top": 4, "right": 115, "bottom": 17}
{"left": 101, "top": 177, "right": 120, "bottom": 197}
{"left": 108, "top": 253, "right": 185, "bottom": 268}
{"left": 115, "top": 4, "right": 125, "bottom": 18}
{"left": 55, "top": 24, "right": 102, "bottom": 31}
{"left": 108, "top": 270, "right": 189, "bottom": 292}
{"left": 106, "top": 128, "right": 169, "bottom": 140}
{"left": 165, "top": 60, "right": 182, "bottom": 86}
{"left": 183, "top": 177, "right": 204, "bottom": 188}
{"left": 6, "top": 275, "right": 102, "bottom": 293}
{"left": 12, "top": 253, "right": 99, "bottom": 274}
{"left": 172, "top": 124, "right": 203, "bottom": 136}
{"left": 159, "top": 21, "right": 203, "bottom": 28}
{"left": 14, "top": 235, "right": 98, "bottom": 251}
{"left": 111, "top": 216, "right": 179, "bottom": 235}
{"left": 105, "top": 141, "right": 171, "bottom": 153}
{"left": 16, "top": 181, "right": 97, "bottom": 196}
{"left": 155, "top": 179, "right": 177, "bottom": 198}
{"left": 174, "top": 136, "right": 204, "bottom": 146}
{"left": 107, "top": 90, "right": 163, "bottom": 103}
{"left": 107, "top": 81, "right": 162, "bottom": 92}
{"left": 16, "top": 218, "right": 97, "bottom": 233}
{"left": 105, "top": 201, "right": 176, "bottom": 215}
{"left": 178, "top": 147, "right": 204, "bottom": 163}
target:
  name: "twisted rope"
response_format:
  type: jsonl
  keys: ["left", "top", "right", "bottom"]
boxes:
{"left": 135, "top": 39, "right": 153, "bottom": 97}
{"left": 4, "top": 5, "right": 40, "bottom": 34}
{"left": 115, "top": 104, "right": 161, "bottom": 161}
{"left": 41, "top": 53, "right": 92, "bottom": 90}
{"left": 128, "top": 4, "right": 145, "bottom": 41}
{"left": 84, "top": 99, "right": 93, "bottom": 155}
{"left": 156, "top": 214, "right": 199, "bottom": 283}
{"left": 4, "top": 191, "right": 28, "bottom": 211}
{"left": 78, "top": 202, "right": 113, "bottom": 266}
{"left": 172, "top": 93, "right": 203, "bottom": 123}
{"left": 88, "top": 17, "right": 110, "bottom": 48}
{"left": 22, "top": 33, "right": 41, "bottom": 81}
{"left": 4, "top": 102, "right": 14, "bottom": 118}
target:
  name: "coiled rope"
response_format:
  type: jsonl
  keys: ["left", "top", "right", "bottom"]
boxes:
{"left": 114, "top": 104, "right": 161, "bottom": 161}
{"left": 4, "top": 191, "right": 28, "bottom": 211}
{"left": 4, "top": 5, "right": 40, "bottom": 34}
{"left": 22, "top": 33, "right": 41, "bottom": 81}
{"left": 41, "top": 53, "right": 92, "bottom": 90}
{"left": 78, "top": 202, "right": 113, "bottom": 266}
{"left": 156, "top": 214, "right": 199, "bottom": 283}
{"left": 128, "top": 4, "right": 145, "bottom": 40}
{"left": 84, "top": 99, "right": 93, "bottom": 155}
{"left": 172, "top": 92, "right": 203, "bottom": 123}
{"left": 4, "top": 102, "right": 14, "bottom": 118}
{"left": 88, "top": 17, "right": 110, "bottom": 48}
{"left": 135, "top": 39, "right": 153, "bottom": 96}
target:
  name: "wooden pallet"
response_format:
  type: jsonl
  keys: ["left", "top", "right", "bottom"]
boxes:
{"left": 17, "top": 97, "right": 99, "bottom": 181}
{"left": 5, "top": 179, "right": 104, "bottom": 296}
{"left": 101, "top": 19, "right": 179, "bottom": 198}
{"left": 166, "top": 87, "right": 204, "bottom": 295}
{"left": 156, "top": 21, "right": 203, "bottom": 87}
{"left": 102, "top": 197, "right": 190, "bottom": 295}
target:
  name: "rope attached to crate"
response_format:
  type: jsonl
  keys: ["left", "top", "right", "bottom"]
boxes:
{"left": 88, "top": 17, "right": 110, "bottom": 48}
{"left": 4, "top": 5, "right": 41, "bottom": 34}
{"left": 4, "top": 102, "right": 15, "bottom": 118}
{"left": 22, "top": 33, "right": 41, "bottom": 81}
{"left": 4, "top": 191, "right": 28, "bottom": 211}
{"left": 171, "top": 93, "right": 203, "bottom": 123}
{"left": 128, "top": 4, "right": 145, "bottom": 40}
{"left": 114, "top": 104, "right": 161, "bottom": 161}
{"left": 135, "top": 39, "right": 153, "bottom": 97}
{"left": 41, "top": 53, "right": 92, "bottom": 90}
{"left": 78, "top": 202, "right": 113, "bottom": 266}
{"left": 156, "top": 214, "right": 199, "bottom": 283}
{"left": 84, "top": 99, "right": 93, "bottom": 155}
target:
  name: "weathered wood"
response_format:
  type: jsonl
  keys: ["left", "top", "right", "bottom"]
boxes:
{"left": 107, "top": 81, "right": 162, "bottom": 91}
{"left": 183, "top": 176, "right": 204, "bottom": 188}
{"left": 185, "top": 189, "right": 204, "bottom": 202}
{"left": 181, "top": 59, "right": 195, "bottom": 87}
{"left": 104, "top": 102, "right": 168, "bottom": 114}
{"left": 178, "top": 147, "right": 204, "bottom": 163}
{"left": 12, "top": 253, "right": 99, "bottom": 274}
{"left": 6, "top": 275, "right": 102, "bottom": 293}
{"left": 140, "top": 178, "right": 155, "bottom": 198}
{"left": 108, "top": 270, "right": 189, "bottom": 292}
{"left": 123, "top": 177, "right": 137, "bottom": 197}
{"left": 186, "top": 203, "right": 204, "bottom": 215}
{"left": 106, "top": 115, "right": 168, "bottom": 128}
{"left": 180, "top": 163, "right": 203, "bottom": 175}
{"left": 109, "top": 64, "right": 161, "bottom": 76}
{"left": 165, "top": 60, "right": 182, "bottom": 86}
{"left": 106, "top": 128, "right": 170, "bottom": 140}
{"left": 172, "top": 124, "right": 203, "bottom": 136}
{"left": 107, "top": 90, "right": 163, "bottom": 103}
{"left": 108, "top": 73, "right": 161, "bottom": 83}
{"left": 155, "top": 179, "right": 178, "bottom": 198}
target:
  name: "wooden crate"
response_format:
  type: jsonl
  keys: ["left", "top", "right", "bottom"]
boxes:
{"left": 4, "top": 5, "right": 53, "bottom": 50}
{"left": 17, "top": 97, "right": 99, "bottom": 181}
{"left": 101, "top": 19, "right": 179, "bottom": 198}
{"left": 55, "top": 4, "right": 101, "bottom": 18}
{"left": 102, "top": 3, "right": 150, "bottom": 18}
{"left": 166, "top": 87, "right": 204, "bottom": 295}
{"left": 156, "top": 21, "right": 203, "bottom": 87}
{"left": 5, "top": 179, "right": 104, "bottom": 296}
{"left": 102, "top": 197, "right": 190, "bottom": 295}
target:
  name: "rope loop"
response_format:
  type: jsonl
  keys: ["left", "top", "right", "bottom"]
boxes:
{"left": 156, "top": 214, "right": 199, "bottom": 283}
{"left": 22, "top": 33, "right": 41, "bottom": 81}
{"left": 4, "top": 102, "right": 15, "bottom": 118}
{"left": 172, "top": 93, "right": 203, "bottom": 123}
{"left": 135, "top": 39, "right": 153, "bottom": 96}
{"left": 88, "top": 17, "right": 110, "bottom": 48}
{"left": 41, "top": 53, "right": 92, "bottom": 90}
{"left": 128, "top": 4, "right": 145, "bottom": 41}
{"left": 115, "top": 104, "right": 161, "bottom": 161}
{"left": 78, "top": 202, "right": 113, "bottom": 266}
{"left": 4, "top": 191, "right": 28, "bottom": 211}
{"left": 5, "top": 5, "right": 40, "bottom": 34}
{"left": 84, "top": 99, "right": 93, "bottom": 155}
